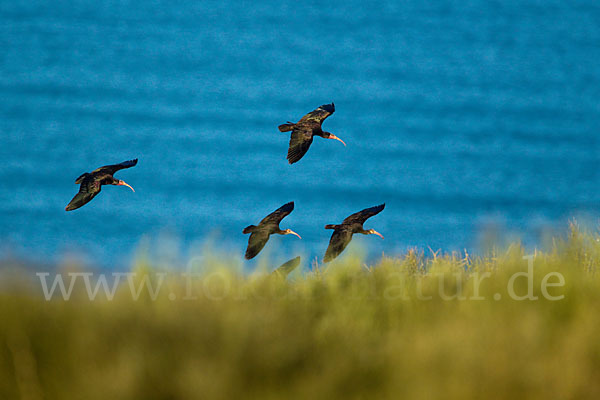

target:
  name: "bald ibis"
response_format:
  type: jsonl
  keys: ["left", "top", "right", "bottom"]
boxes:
{"left": 243, "top": 202, "right": 301, "bottom": 259}
{"left": 65, "top": 159, "right": 137, "bottom": 211}
{"left": 323, "top": 204, "right": 385, "bottom": 262}
{"left": 278, "top": 103, "right": 345, "bottom": 164}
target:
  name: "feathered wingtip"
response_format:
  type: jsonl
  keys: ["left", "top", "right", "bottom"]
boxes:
{"left": 243, "top": 225, "right": 257, "bottom": 234}
{"left": 278, "top": 122, "right": 295, "bottom": 132}
{"left": 120, "top": 159, "right": 138, "bottom": 168}
{"left": 319, "top": 102, "right": 335, "bottom": 113}
{"left": 272, "top": 256, "right": 301, "bottom": 277}
{"left": 278, "top": 201, "right": 294, "bottom": 213}
{"left": 74, "top": 172, "right": 90, "bottom": 184}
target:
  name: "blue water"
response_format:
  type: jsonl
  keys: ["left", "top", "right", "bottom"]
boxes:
{"left": 1, "top": 0, "right": 599, "bottom": 269}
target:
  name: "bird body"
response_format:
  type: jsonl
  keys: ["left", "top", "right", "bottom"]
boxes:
{"left": 279, "top": 103, "right": 345, "bottom": 164}
{"left": 65, "top": 159, "right": 138, "bottom": 211}
{"left": 243, "top": 202, "right": 301, "bottom": 259}
{"left": 323, "top": 204, "right": 385, "bottom": 262}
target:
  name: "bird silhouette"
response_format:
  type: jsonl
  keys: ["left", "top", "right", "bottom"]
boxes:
{"left": 278, "top": 103, "right": 345, "bottom": 164}
{"left": 65, "top": 159, "right": 137, "bottom": 211}
{"left": 323, "top": 204, "right": 385, "bottom": 262}
{"left": 243, "top": 202, "right": 301, "bottom": 259}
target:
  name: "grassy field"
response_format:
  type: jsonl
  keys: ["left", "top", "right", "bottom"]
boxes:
{"left": 1, "top": 225, "right": 600, "bottom": 399}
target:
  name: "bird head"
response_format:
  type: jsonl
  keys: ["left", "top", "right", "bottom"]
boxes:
{"left": 368, "top": 229, "right": 384, "bottom": 239}
{"left": 114, "top": 179, "right": 135, "bottom": 192}
{"left": 323, "top": 132, "right": 346, "bottom": 146}
{"left": 284, "top": 229, "right": 302, "bottom": 239}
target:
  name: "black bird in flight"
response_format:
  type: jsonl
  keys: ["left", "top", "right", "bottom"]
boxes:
{"left": 243, "top": 202, "right": 301, "bottom": 259}
{"left": 323, "top": 204, "right": 385, "bottom": 262}
{"left": 65, "top": 159, "right": 138, "bottom": 211}
{"left": 278, "top": 103, "right": 345, "bottom": 164}
{"left": 272, "top": 256, "right": 301, "bottom": 278}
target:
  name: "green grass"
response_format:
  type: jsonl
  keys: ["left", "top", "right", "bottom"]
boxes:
{"left": 1, "top": 224, "right": 600, "bottom": 399}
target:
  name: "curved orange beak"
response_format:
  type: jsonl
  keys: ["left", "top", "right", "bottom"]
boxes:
{"left": 329, "top": 134, "right": 346, "bottom": 146}
{"left": 287, "top": 230, "right": 302, "bottom": 239}
{"left": 371, "top": 230, "right": 384, "bottom": 239}
{"left": 118, "top": 180, "right": 135, "bottom": 192}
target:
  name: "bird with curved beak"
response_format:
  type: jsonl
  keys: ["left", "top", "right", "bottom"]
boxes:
{"left": 242, "top": 202, "right": 301, "bottom": 259}
{"left": 65, "top": 159, "right": 138, "bottom": 211}
{"left": 278, "top": 103, "right": 346, "bottom": 164}
{"left": 323, "top": 204, "right": 385, "bottom": 262}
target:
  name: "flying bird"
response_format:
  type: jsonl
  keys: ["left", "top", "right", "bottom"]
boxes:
{"left": 278, "top": 103, "right": 345, "bottom": 164}
{"left": 323, "top": 204, "right": 385, "bottom": 262}
{"left": 243, "top": 202, "right": 301, "bottom": 259}
{"left": 272, "top": 256, "right": 301, "bottom": 278}
{"left": 65, "top": 159, "right": 138, "bottom": 211}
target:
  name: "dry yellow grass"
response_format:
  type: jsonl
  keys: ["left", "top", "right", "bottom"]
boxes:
{"left": 1, "top": 225, "right": 600, "bottom": 399}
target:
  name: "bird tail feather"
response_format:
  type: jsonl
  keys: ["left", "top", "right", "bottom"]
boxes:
{"left": 243, "top": 225, "right": 257, "bottom": 234}
{"left": 325, "top": 224, "right": 340, "bottom": 230}
{"left": 278, "top": 122, "right": 295, "bottom": 132}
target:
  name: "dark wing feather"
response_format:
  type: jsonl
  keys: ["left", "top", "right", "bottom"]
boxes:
{"left": 245, "top": 231, "right": 270, "bottom": 260}
{"left": 287, "top": 128, "right": 314, "bottom": 164}
{"left": 323, "top": 228, "right": 353, "bottom": 263}
{"left": 272, "top": 256, "right": 301, "bottom": 277}
{"left": 92, "top": 159, "right": 138, "bottom": 176}
{"left": 75, "top": 173, "right": 90, "bottom": 184}
{"left": 65, "top": 178, "right": 101, "bottom": 211}
{"left": 342, "top": 204, "right": 385, "bottom": 226}
{"left": 298, "top": 103, "right": 335, "bottom": 126}
{"left": 259, "top": 202, "right": 294, "bottom": 227}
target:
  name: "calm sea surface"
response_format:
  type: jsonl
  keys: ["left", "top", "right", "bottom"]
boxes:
{"left": 1, "top": 0, "right": 599, "bottom": 269}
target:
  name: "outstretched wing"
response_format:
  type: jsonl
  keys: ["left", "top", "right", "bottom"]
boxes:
{"left": 298, "top": 103, "right": 335, "bottom": 126}
{"left": 259, "top": 202, "right": 295, "bottom": 227}
{"left": 92, "top": 159, "right": 138, "bottom": 176}
{"left": 245, "top": 231, "right": 270, "bottom": 260}
{"left": 75, "top": 172, "right": 90, "bottom": 184}
{"left": 272, "top": 256, "right": 301, "bottom": 277}
{"left": 287, "top": 128, "right": 314, "bottom": 164}
{"left": 65, "top": 179, "right": 101, "bottom": 211}
{"left": 342, "top": 203, "right": 385, "bottom": 226}
{"left": 323, "top": 228, "right": 353, "bottom": 263}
